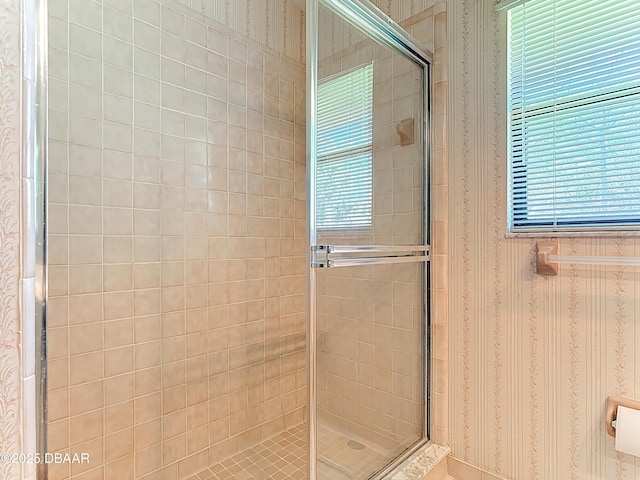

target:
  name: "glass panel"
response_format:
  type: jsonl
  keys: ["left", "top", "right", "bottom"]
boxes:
{"left": 316, "top": 3, "right": 425, "bottom": 248}
{"left": 316, "top": 263, "right": 425, "bottom": 479}
{"left": 312, "top": 2, "right": 427, "bottom": 479}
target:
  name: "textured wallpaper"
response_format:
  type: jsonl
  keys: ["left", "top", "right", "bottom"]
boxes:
{"left": 449, "top": 0, "right": 640, "bottom": 478}
{"left": 0, "top": 0, "right": 25, "bottom": 479}
{"left": 369, "top": 0, "right": 439, "bottom": 23}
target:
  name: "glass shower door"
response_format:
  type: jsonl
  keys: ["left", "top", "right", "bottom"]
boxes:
{"left": 307, "top": 1, "right": 431, "bottom": 478}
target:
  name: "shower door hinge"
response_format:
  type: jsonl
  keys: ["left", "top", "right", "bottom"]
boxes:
{"left": 310, "top": 245, "right": 329, "bottom": 268}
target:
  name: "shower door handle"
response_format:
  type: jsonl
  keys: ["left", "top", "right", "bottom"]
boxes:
{"left": 310, "top": 244, "right": 429, "bottom": 268}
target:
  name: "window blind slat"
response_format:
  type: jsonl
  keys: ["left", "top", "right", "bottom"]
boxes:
{"left": 508, "top": 0, "right": 640, "bottom": 231}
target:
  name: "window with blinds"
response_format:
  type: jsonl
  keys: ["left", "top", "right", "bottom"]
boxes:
{"left": 507, "top": 0, "right": 640, "bottom": 232}
{"left": 317, "top": 64, "right": 373, "bottom": 229}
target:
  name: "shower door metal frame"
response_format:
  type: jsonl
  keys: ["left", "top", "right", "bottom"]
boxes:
{"left": 306, "top": 1, "right": 433, "bottom": 478}
{"left": 31, "top": 0, "right": 49, "bottom": 478}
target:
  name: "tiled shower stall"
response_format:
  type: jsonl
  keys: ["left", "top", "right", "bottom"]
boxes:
{"left": 41, "top": 0, "right": 448, "bottom": 479}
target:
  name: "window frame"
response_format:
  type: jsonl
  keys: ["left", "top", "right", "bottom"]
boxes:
{"left": 505, "top": 0, "right": 640, "bottom": 235}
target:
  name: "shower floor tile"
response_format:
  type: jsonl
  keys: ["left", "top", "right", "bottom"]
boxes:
{"left": 195, "top": 423, "right": 390, "bottom": 480}
{"left": 195, "top": 424, "right": 307, "bottom": 480}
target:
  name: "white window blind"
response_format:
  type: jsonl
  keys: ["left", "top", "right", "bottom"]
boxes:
{"left": 508, "top": 0, "right": 640, "bottom": 232}
{"left": 317, "top": 64, "right": 373, "bottom": 229}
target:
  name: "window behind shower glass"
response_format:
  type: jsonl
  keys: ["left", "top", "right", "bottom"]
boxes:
{"left": 316, "top": 64, "right": 373, "bottom": 229}
{"left": 507, "top": 0, "right": 640, "bottom": 233}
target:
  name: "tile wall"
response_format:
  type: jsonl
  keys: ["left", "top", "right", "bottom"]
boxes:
{"left": 46, "top": 0, "right": 306, "bottom": 478}
{"left": 172, "top": 0, "right": 305, "bottom": 63}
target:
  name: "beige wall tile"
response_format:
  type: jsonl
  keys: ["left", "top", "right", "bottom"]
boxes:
{"left": 47, "top": 1, "right": 307, "bottom": 478}
{"left": 69, "top": 410, "right": 104, "bottom": 446}
{"left": 69, "top": 323, "right": 103, "bottom": 355}
{"left": 104, "top": 400, "right": 134, "bottom": 435}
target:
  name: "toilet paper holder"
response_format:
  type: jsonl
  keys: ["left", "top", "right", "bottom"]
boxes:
{"left": 606, "top": 396, "right": 640, "bottom": 437}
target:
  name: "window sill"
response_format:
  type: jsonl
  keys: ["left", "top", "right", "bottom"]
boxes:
{"left": 506, "top": 229, "right": 640, "bottom": 239}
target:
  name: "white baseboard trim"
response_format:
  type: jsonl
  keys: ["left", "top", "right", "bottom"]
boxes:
{"left": 447, "top": 457, "right": 510, "bottom": 480}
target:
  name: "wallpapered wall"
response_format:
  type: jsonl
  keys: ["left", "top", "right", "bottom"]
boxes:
{"left": 448, "top": 0, "right": 640, "bottom": 479}
{"left": 369, "top": 0, "right": 440, "bottom": 23}
{"left": 0, "top": 0, "right": 25, "bottom": 479}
